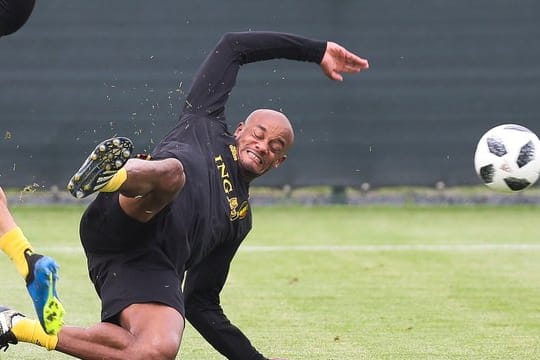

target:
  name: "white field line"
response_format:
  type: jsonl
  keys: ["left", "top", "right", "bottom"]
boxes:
{"left": 39, "top": 243, "right": 540, "bottom": 254}
{"left": 241, "top": 244, "right": 540, "bottom": 252}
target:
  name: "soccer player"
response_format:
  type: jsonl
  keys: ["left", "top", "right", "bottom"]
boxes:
{"left": 1, "top": 0, "right": 65, "bottom": 342}
{"left": 1, "top": 0, "right": 65, "bottom": 339}
{"left": 0, "top": 31, "right": 368, "bottom": 359}
{"left": 0, "top": 187, "right": 64, "bottom": 338}
{"left": 0, "top": 0, "right": 36, "bottom": 37}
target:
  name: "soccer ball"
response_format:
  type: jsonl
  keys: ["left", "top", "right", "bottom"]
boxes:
{"left": 474, "top": 124, "right": 540, "bottom": 192}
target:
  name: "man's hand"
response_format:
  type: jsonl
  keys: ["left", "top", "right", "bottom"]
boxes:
{"left": 320, "top": 41, "right": 369, "bottom": 81}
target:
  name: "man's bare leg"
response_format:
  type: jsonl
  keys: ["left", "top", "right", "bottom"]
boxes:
{"left": 118, "top": 157, "right": 185, "bottom": 223}
{"left": 67, "top": 137, "right": 185, "bottom": 223}
{"left": 2, "top": 303, "right": 184, "bottom": 360}
{"left": 57, "top": 303, "right": 184, "bottom": 360}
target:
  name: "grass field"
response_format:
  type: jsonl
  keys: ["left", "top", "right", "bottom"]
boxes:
{"left": 1, "top": 204, "right": 539, "bottom": 359}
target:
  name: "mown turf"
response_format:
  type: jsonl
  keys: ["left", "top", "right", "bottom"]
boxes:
{"left": 1, "top": 204, "right": 539, "bottom": 359}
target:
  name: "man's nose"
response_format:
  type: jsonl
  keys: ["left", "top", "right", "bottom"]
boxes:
{"left": 254, "top": 141, "right": 268, "bottom": 154}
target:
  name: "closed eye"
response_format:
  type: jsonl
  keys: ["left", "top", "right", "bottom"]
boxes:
{"left": 269, "top": 140, "right": 284, "bottom": 154}
{"left": 253, "top": 127, "right": 264, "bottom": 139}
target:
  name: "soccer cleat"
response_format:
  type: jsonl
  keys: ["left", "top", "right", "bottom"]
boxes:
{"left": 0, "top": 306, "right": 23, "bottom": 352}
{"left": 25, "top": 252, "right": 65, "bottom": 335}
{"left": 67, "top": 137, "right": 133, "bottom": 198}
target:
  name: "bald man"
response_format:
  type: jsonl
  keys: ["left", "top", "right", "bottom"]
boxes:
{"left": 1, "top": 31, "right": 368, "bottom": 359}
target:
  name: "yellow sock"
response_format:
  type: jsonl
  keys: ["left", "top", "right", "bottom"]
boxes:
{"left": 12, "top": 318, "right": 58, "bottom": 351}
{"left": 99, "top": 168, "right": 128, "bottom": 192}
{"left": 0, "top": 227, "right": 33, "bottom": 278}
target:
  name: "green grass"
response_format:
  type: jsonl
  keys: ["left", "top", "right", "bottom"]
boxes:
{"left": 1, "top": 205, "right": 540, "bottom": 359}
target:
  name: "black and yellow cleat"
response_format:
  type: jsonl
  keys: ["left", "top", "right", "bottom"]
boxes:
{"left": 67, "top": 137, "right": 133, "bottom": 199}
{"left": 0, "top": 306, "right": 23, "bottom": 352}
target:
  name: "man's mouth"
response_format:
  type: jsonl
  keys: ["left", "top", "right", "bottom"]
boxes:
{"left": 246, "top": 150, "right": 262, "bottom": 165}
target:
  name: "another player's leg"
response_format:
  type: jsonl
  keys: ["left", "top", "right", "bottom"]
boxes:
{"left": 24, "top": 253, "right": 65, "bottom": 335}
{"left": 0, "top": 188, "right": 65, "bottom": 335}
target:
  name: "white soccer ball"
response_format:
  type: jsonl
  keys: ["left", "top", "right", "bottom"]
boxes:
{"left": 474, "top": 124, "right": 540, "bottom": 192}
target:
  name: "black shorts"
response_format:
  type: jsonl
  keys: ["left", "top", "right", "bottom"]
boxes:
{"left": 79, "top": 193, "right": 185, "bottom": 323}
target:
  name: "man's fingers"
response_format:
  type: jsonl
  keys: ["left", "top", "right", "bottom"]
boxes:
{"left": 321, "top": 42, "right": 369, "bottom": 80}
{"left": 331, "top": 71, "right": 344, "bottom": 82}
{"left": 345, "top": 53, "right": 369, "bottom": 70}
{"left": 339, "top": 58, "right": 369, "bottom": 74}
{"left": 333, "top": 74, "right": 344, "bottom": 82}
{"left": 342, "top": 63, "right": 362, "bottom": 73}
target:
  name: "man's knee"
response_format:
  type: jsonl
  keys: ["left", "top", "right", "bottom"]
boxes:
{"left": 158, "top": 158, "right": 185, "bottom": 195}
{"left": 136, "top": 338, "right": 180, "bottom": 360}
{"left": 119, "top": 303, "right": 184, "bottom": 360}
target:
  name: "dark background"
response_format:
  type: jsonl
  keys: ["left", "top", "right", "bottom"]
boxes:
{"left": 1, "top": 0, "right": 539, "bottom": 189}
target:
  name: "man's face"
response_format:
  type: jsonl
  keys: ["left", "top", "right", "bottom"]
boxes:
{"left": 234, "top": 110, "right": 294, "bottom": 179}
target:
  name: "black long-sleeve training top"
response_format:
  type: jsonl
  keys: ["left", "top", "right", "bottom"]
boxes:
{"left": 151, "top": 31, "right": 326, "bottom": 360}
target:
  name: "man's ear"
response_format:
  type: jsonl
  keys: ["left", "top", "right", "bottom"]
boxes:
{"left": 273, "top": 155, "right": 287, "bottom": 168}
{"left": 234, "top": 122, "right": 244, "bottom": 137}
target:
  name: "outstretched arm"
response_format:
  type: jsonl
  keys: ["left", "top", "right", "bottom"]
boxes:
{"left": 184, "top": 31, "right": 336, "bottom": 119}
{"left": 320, "top": 41, "right": 369, "bottom": 81}
{"left": 184, "top": 239, "right": 273, "bottom": 360}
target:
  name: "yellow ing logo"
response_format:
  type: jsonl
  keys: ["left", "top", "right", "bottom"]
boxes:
{"left": 238, "top": 201, "right": 249, "bottom": 219}
{"left": 229, "top": 144, "right": 238, "bottom": 161}
{"left": 214, "top": 154, "right": 248, "bottom": 220}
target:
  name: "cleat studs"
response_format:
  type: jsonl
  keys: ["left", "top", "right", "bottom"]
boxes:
{"left": 68, "top": 138, "right": 134, "bottom": 200}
